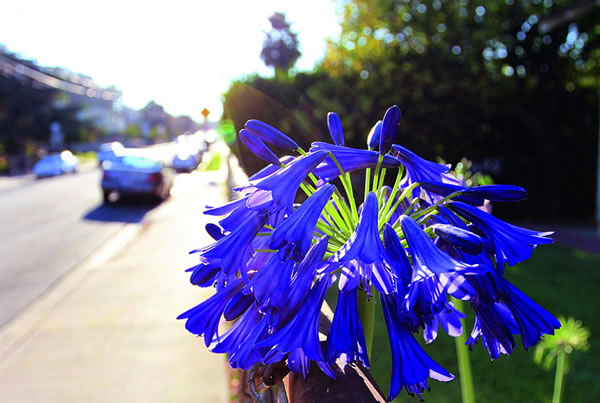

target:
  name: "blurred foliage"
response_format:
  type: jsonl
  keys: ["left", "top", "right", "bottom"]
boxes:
{"left": 0, "top": 49, "right": 97, "bottom": 176}
{"left": 223, "top": 0, "right": 600, "bottom": 220}
{"left": 440, "top": 156, "right": 495, "bottom": 187}
{"left": 0, "top": 77, "right": 87, "bottom": 155}
{"left": 124, "top": 124, "right": 142, "bottom": 139}
{"left": 74, "top": 151, "right": 97, "bottom": 163}
{"left": 202, "top": 152, "right": 222, "bottom": 172}
{"left": 261, "top": 12, "right": 302, "bottom": 79}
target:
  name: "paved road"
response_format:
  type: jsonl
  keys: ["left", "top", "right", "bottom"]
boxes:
{"left": 0, "top": 166, "right": 163, "bottom": 328}
{"left": 0, "top": 155, "right": 230, "bottom": 402}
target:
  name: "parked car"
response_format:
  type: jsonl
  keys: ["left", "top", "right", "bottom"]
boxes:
{"left": 101, "top": 153, "right": 174, "bottom": 203}
{"left": 33, "top": 151, "right": 79, "bottom": 177}
{"left": 97, "top": 142, "right": 124, "bottom": 166}
{"left": 171, "top": 151, "right": 201, "bottom": 172}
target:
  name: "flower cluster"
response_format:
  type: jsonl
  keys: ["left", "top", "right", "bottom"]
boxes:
{"left": 178, "top": 106, "right": 560, "bottom": 401}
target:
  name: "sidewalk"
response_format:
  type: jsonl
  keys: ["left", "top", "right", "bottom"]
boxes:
{"left": 0, "top": 154, "right": 231, "bottom": 402}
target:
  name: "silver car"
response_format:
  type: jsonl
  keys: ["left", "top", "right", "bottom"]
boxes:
{"left": 101, "top": 154, "right": 174, "bottom": 203}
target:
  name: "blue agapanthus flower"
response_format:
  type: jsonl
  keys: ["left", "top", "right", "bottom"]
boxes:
{"left": 179, "top": 105, "right": 560, "bottom": 401}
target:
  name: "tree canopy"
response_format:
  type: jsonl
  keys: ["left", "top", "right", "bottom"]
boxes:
{"left": 223, "top": 0, "right": 600, "bottom": 220}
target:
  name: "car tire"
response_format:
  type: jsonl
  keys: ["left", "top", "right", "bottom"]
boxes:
{"left": 102, "top": 190, "right": 112, "bottom": 203}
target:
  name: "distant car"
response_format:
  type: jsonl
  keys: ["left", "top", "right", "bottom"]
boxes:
{"left": 97, "top": 142, "right": 124, "bottom": 165}
{"left": 33, "top": 151, "right": 79, "bottom": 177}
{"left": 101, "top": 153, "right": 174, "bottom": 202}
{"left": 171, "top": 151, "right": 201, "bottom": 172}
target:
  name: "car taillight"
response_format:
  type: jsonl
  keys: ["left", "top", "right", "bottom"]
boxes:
{"left": 148, "top": 173, "right": 161, "bottom": 184}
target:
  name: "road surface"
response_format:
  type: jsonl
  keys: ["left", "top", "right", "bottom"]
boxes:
{"left": 0, "top": 152, "right": 231, "bottom": 402}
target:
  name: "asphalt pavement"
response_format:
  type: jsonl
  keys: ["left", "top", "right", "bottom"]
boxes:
{"left": 0, "top": 151, "right": 231, "bottom": 402}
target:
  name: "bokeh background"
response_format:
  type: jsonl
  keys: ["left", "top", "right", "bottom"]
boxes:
{"left": 1, "top": 1, "right": 599, "bottom": 402}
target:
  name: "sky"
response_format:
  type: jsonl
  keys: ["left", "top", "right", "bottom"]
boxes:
{"left": 0, "top": 0, "right": 342, "bottom": 121}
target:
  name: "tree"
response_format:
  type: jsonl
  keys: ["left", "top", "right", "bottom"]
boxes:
{"left": 0, "top": 50, "right": 92, "bottom": 158}
{"left": 261, "top": 12, "right": 302, "bottom": 79}
{"left": 309, "top": 0, "right": 600, "bottom": 220}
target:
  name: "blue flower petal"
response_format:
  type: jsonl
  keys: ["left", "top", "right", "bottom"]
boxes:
{"left": 420, "top": 181, "right": 484, "bottom": 205}
{"left": 255, "top": 276, "right": 330, "bottom": 362}
{"left": 400, "top": 216, "right": 481, "bottom": 315}
{"left": 379, "top": 105, "right": 401, "bottom": 154}
{"left": 248, "top": 155, "right": 295, "bottom": 181}
{"left": 466, "top": 301, "right": 517, "bottom": 360}
{"left": 392, "top": 145, "right": 459, "bottom": 186}
{"left": 367, "top": 120, "right": 382, "bottom": 149}
{"left": 333, "top": 193, "right": 394, "bottom": 294}
{"left": 177, "top": 278, "right": 245, "bottom": 346}
{"left": 499, "top": 279, "right": 561, "bottom": 350}
{"left": 239, "top": 129, "right": 281, "bottom": 166}
{"left": 448, "top": 201, "right": 553, "bottom": 267}
{"left": 431, "top": 223, "right": 485, "bottom": 255}
{"left": 246, "top": 151, "right": 328, "bottom": 220}
{"left": 270, "top": 184, "right": 334, "bottom": 260}
{"left": 326, "top": 288, "right": 369, "bottom": 367}
{"left": 327, "top": 112, "right": 344, "bottom": 146}
{"left": 200, "top": 212, "right": 267, "bottom": 277}
{"left": 464, "top": 184, "right": 528, "bottom": 202}
{"left": 205, "top": 223, "right": 225, "bottom": 240}
{"left": 224, "top": 291, "right": 255, "bottom": 321}
{"left": 310, "top": 142, "right": 401, "bottom": 185}
{"left": 245, "top": 253, "right": 295, "bottom": 313}
{"left": 245, "top": 119, "right": 299, "bottom": 150}
{"left": 381, "top": 293, "right": 454, "bottom": 401}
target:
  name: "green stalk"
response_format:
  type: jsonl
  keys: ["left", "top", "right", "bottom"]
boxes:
{"left": 376, "top": 168, "right": 388, "bottom": 206}
{"left": 380, "top": 182, "right": 421, "bottom": 229}
{"left": 552, "top": 350, "right": 566, "bottom": 403}
{"left": 364, "top": 168, "right": 371, "bottom": 201}
{"left": 344, "top": 173, "right": 359, "bottom": 224}
{"left": 357, "top": 289, "right": 378, "bottom": 356}
{"left": 371, "top": 155, "right": 384, "bottom": 193}
{"left": 377, "top": 167, "right": 405, "bottom": 229}
{"left": 453, "top": 298, "right": 476, "bottom": 403}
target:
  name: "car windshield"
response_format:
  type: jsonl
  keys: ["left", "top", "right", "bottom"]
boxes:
{"left": 119, "top": 155, "right": 160, "bottom": 169}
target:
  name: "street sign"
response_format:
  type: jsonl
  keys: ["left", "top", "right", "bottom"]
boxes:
{"left": 201, "top": 108, "right": 210, "bottom": 119}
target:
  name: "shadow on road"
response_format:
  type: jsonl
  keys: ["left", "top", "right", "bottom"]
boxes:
{"left": 83, "top": 197, "right": 162, "bottom": 223}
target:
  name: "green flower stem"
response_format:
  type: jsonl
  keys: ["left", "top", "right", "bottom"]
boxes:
{"left": 357, "top": 288, "right": 378, "bottom": 357}
{"left": 325, "top": 201, "right": 351, "bottom": 236}
{"left": 296, "top": 147, "right": 325, "bottom": 189}
{"left": 371, "top": 155, "right": 384, "bottom": 193}
{"left": 380, "top": 183, "right": 421, "bottom": 228}
{"left": 321, "top": 150, "right": 358, "bottom": 226}
{"left": 377, "top": 168, "right": 406, "bottom": 229}
{"left": 344, "top": 173, "right": 359, "bottom": 224}
{"left": 294, "top": 157, "right": 351, "bottom": 236}
{"left": 299, "top": 182, "right": 314, "bottom": 197}
{"left": 401, "top": 197, "right": 421, "bottom": 217}
{"left": 376, "top": 168, "right": 388, "bottom": 207}
{"left": 316, "top": 219, "right": 347, "bottom": 243}
{"left": 300, "top": 181, "right": 348, "bottom": 236}
{"left": 332, "top": 189, "right": 354, "bottom": 231}
{"left": 452, "top": 298, "right": 476, "bottom": 403}
{"left": 364, "top": 168, "right": 371, "bottom": 201}
{"left": 410, "top": 190, "right": 464, "bottom": 221}
{"left": 254, "top": 249, "right": 279, "bottom": 253}
{"left": 552, "top": 350, "right": 566, "bottom": 403}
{"left": 315, "top": 221, "right": 344, "bottom": 246}
{"left": 416, "top": 211, "right": 439, "bottom": 225}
